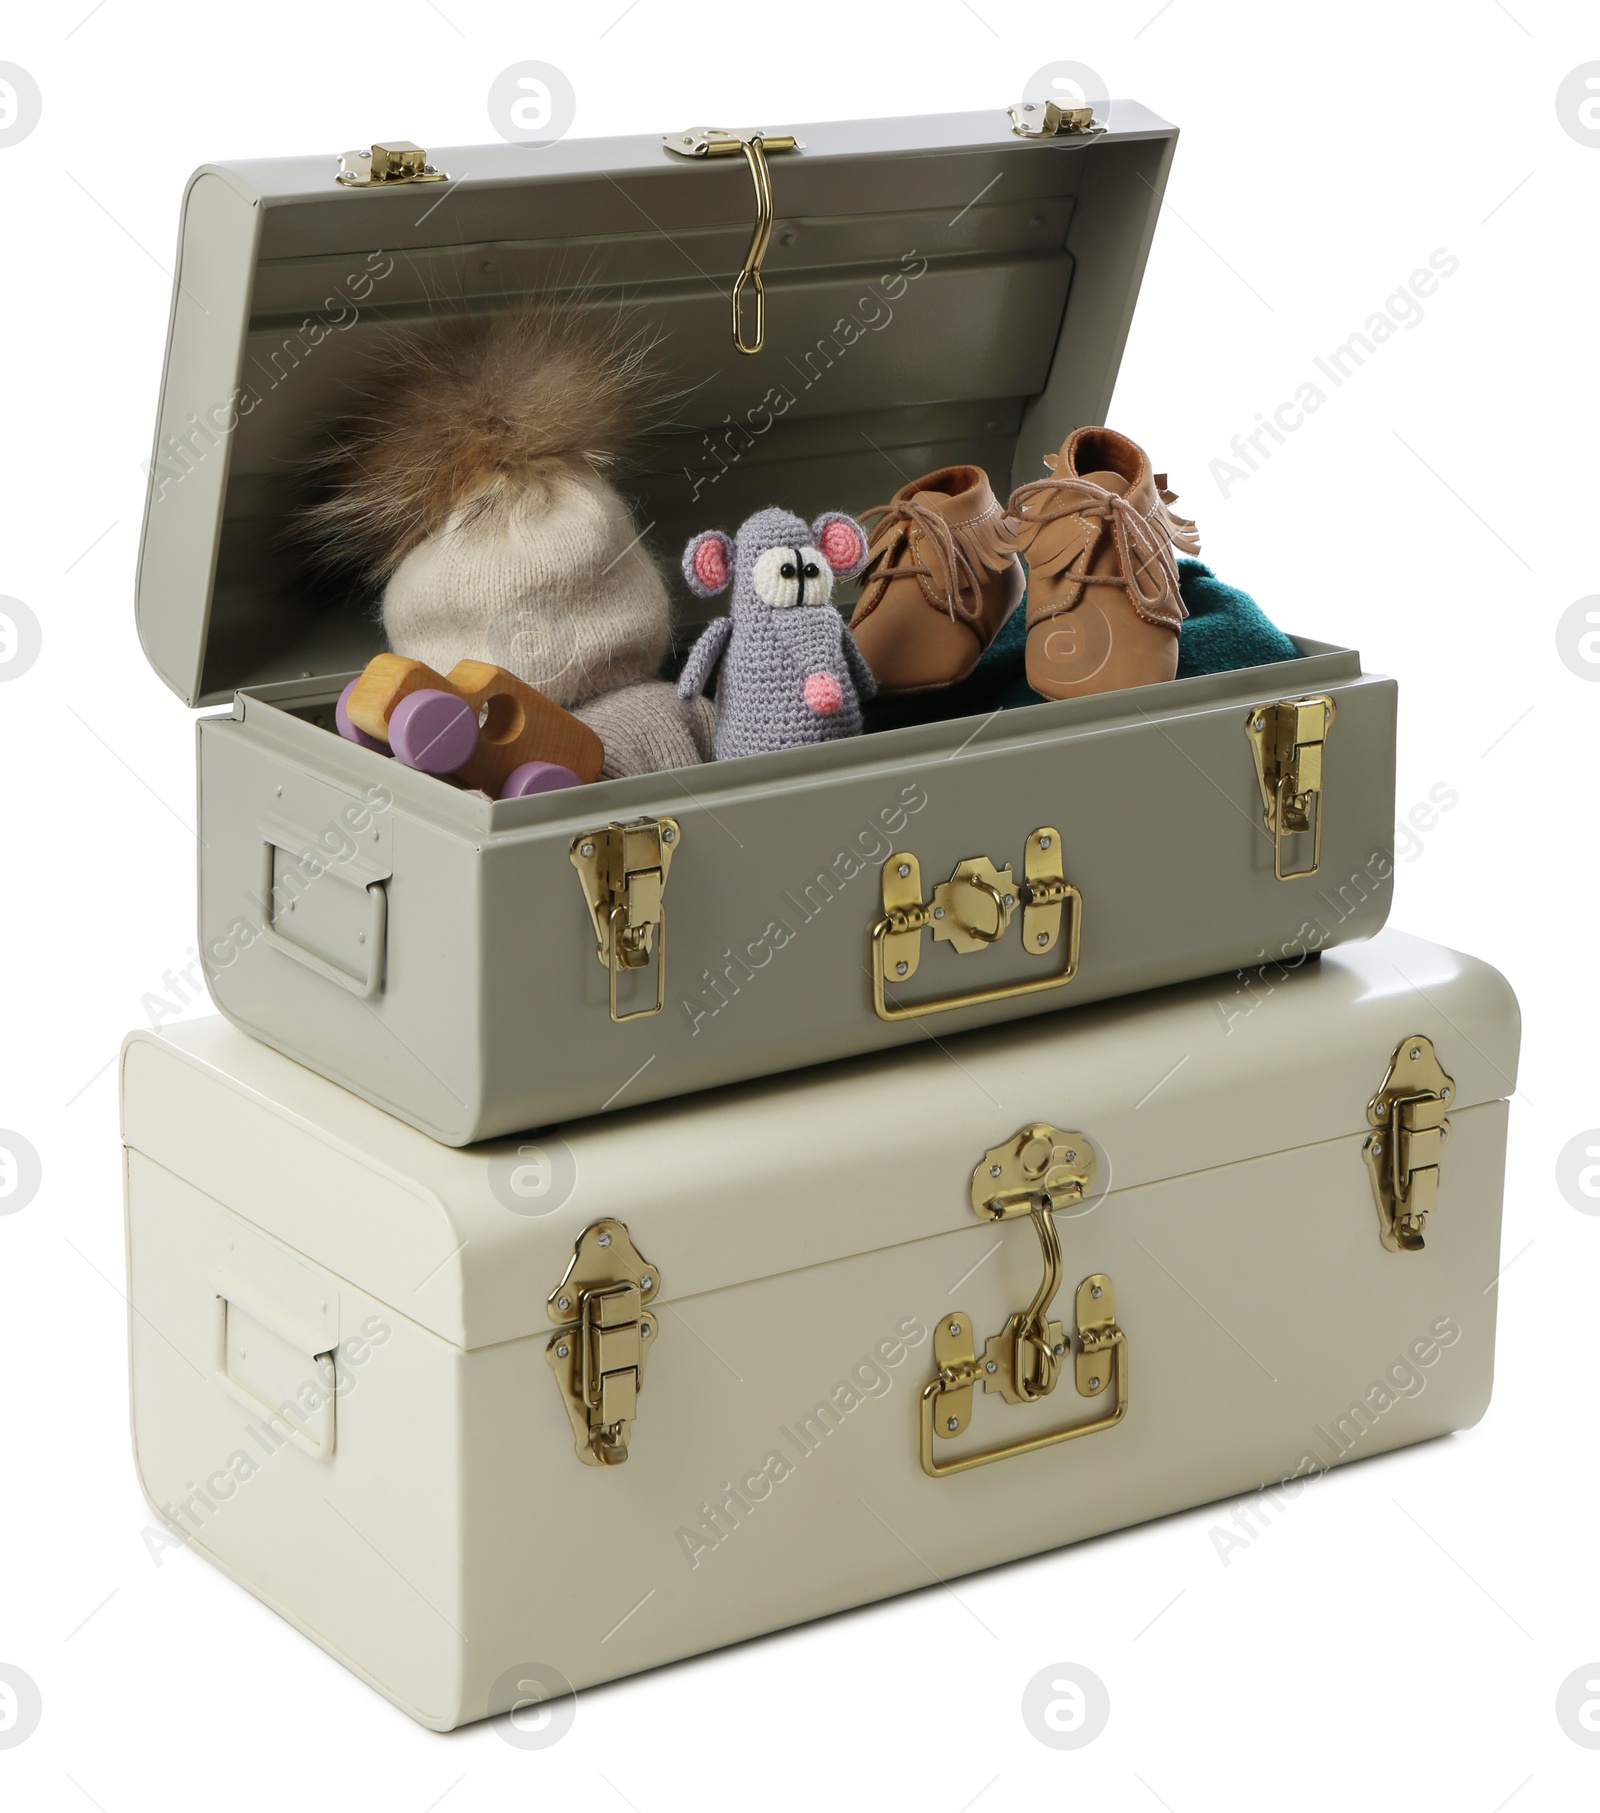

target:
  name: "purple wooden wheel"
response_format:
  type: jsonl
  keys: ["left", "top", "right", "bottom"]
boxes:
{"left": 388, "top": 688, "right": 478, "bottom": 775}
{"left": 500, "top": 760, "right": 583, "bottom": 798}
{"left": 336, "top": 679, "right": 388, "bottom": 752}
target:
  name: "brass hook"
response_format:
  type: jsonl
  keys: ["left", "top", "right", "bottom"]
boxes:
{"left": 732, "top": 135, "right": 774, "bottom": 355}
{"left": 662, "top": 127, "right": 803, "bottom": 356}
{"left": 1012, "top": 1202, "right": 1064, "bottom": 1399}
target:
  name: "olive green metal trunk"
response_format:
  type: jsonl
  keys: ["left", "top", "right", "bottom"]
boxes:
{"left": 140, "top": 103, "right": 1397, "bottom": 1143}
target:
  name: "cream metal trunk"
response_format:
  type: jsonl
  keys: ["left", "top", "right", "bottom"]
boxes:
{"left": 121, "top": 928, "right": 1517, "bottom": 1730}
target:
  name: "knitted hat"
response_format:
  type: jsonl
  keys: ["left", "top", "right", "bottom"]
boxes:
{"left": 380, "top": 465, "right": 669, "bottom": 709}
{"left": 298, "top": 302, "right": 679, "bottom": 721}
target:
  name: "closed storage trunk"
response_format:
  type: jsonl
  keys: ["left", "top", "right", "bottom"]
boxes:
{"left": 139, "top": 105, "right": 1397, "bottom": 1142}
{"left": 122, "top": 928, "right": 1517, "bottom": 1730}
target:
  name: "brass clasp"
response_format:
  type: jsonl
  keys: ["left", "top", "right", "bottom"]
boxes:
{"left": 664, "top": 127, "right": 804, "bottom": 355}
{"left": 921, "top": 1126, "right": 1127, "bottom": 1477}
{"left": 1364, "top": 1035, "right": 1455, "bottom": 1253}
{"left": 544, "top": 1220, "right": 661, "bottom": 1466}
{"left": 569, "top": 818, "right": 679, "bottom": 1023}
{"left": 1245, "top": 695, "right": 1335, "bottom": 880}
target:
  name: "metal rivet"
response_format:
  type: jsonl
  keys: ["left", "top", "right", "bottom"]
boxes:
{"left": 947, "top": 1416, "right": 958, "bottom": 1432}
{"left": 1409, "top": 1046, "right": 1422, "bottom": 1061}
{"left": 581, "top": 843, "right": 594, "bottom": 857}
{"left": 990, "top": 1163, "right": 1002, "bottom": 1177}
{"left": 985, "top": 1359, "right": 997, "bottom": 1373}
{"left": 1040, "top": 836, "right": 1051, "bottom": 849}
{"left": 932, "top": 906, "right": 945, "bottom": 920}
{"left": 896, "top": 961, "right": 908, "bottom": 976}
{"left": 640, "top": 1275, "right": 652, "bottom": 1289}
{"left": 1091, "top": 1284, "right": 1102, "bottom": 1299}
{"left": 1053, "top": 1342, "right": 1065, "bottom": 1355}
{"left": 1371, "top": 1141, "right": 1383, "bottom": 1156}
{"left": 662, "top": 827, "right": 675, "bottom": 842}
{"left": 1253, "top": 715, "right": 1265, "bottom": 730}
{"left": 1089, "top": 1376, "right": 1101, "bottom": 1391}
{"left": 1441, "top": 1086, "right": 1451, "bottom": 1099}
{"left": 641, "top": 1323, "right": 651, "bottom": 1337}
{"left": 1004, "top": 894, "right": 1015, "bottom": 907}
{"left": 949, "top": 1321, "right": 962, "bottom": 1336}
{"left": 1065, "top": 1149, "right": 1077, "bottom": 1162}
{"left": 597, "top": 1231, "right": 612, "bottom": 1247}
{"left": 898, "top": 863, "right": 910, "bottom": 878}
{"left": 557, "top": 1295, "right": 571, "bottom": 1310}
{"left": 557, "top": 1343, "right": 569, "bottom": 1358}
{"left": 1037, "top": 932, "right": 1049, "bottom": 945}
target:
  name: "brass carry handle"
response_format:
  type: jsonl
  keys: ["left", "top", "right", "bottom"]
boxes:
{"left": 919, "top": 1125, "right": 1127, "bottom": 1477}
{"left": 920, "top": 1276, "right": 1127, "bottom": 1478}
{"left": 870, "top": 829, "right": 1082, "bottom": 1022}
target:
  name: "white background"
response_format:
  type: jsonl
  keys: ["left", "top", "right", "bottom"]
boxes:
{"left": 2, "top": 1, "right": 1597, "bottom": 1807}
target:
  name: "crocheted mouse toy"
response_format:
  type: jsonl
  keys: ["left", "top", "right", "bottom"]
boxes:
{"left": 678, "top": 509, "right": 875, "bottom": 761}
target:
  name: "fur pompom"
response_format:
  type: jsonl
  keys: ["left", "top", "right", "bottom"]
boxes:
{"left": 296, "top": 302, "right": 671, "bottom": 582}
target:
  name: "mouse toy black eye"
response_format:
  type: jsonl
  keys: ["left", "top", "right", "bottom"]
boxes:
{"left": 803, "top": 562, "right": 820, "bottom": 578}
{"left": 780, "top": 562, "right": 797, "bottom": 580}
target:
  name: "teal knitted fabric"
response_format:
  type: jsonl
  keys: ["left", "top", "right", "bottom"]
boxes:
{"left": 1174, "top": 560, "right": 1300, "bottom": 680}
{"left": 862, "top": 559, "right": 1299, "bottom": 734}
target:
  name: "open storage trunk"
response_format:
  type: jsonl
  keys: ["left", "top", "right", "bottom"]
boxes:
{"left": 122, "top": 930, "right": 1517, "bottom": 1729}
{"left": 137, "top": 104, "right": 1397, "bottom": 1143}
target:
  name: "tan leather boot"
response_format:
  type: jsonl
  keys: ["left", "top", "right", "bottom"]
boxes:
{"left": 1007, "top": 427, "right": 1201, "bottom": 700}
{"left": 848, "top": 466, "right": 1023, "bottom": 694}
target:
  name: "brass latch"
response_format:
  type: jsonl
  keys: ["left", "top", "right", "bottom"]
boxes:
{"left": 1364, "top": 1035, "right": 1455, "bottom": 1253}
{"left": 570, "top": 817, "right": 679, "bottom": 1023}
{"left": 335, "top": 140, "right": 448, "bottom": 186}
{"left": 1245, "top": 695, "right": 1335, "bottom": 880}
{"left": 663, "top": 126, "right": 804, "bottom": 355}
{"left": 545, "top": 1220, "right": 661, "bottom": 1466}
{"left": 871, "top": 827, "right": 1081, "bottom": 1021}
{"left": 1007, "top": 99, "right": 1101, "bottom": 138}
{"left": 921, "top": 1125, "right": 1127, "bottom": 1477}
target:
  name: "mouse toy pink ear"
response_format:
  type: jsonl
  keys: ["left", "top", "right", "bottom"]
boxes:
{"left": 683, "top": 530, "right": 735, "bottom": 597}
{"left": 812, "top": 512, "right": 869, "bottom": 581}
